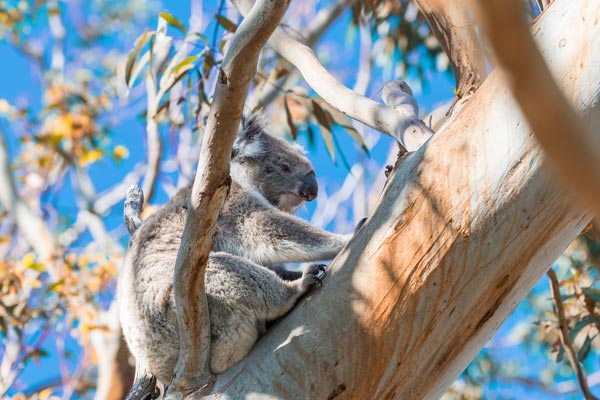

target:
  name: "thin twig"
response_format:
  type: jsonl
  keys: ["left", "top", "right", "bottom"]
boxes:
{"left": 547, "top": 268, "right": 598, "bottom": 400}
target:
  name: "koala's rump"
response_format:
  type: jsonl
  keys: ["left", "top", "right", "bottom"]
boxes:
{"left": 119, "top": 251, "right": 281, "bottom": 381}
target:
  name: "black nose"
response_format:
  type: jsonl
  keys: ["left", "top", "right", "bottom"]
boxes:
{"left": 299, "top": 171, "right": 318, "bottom": 201}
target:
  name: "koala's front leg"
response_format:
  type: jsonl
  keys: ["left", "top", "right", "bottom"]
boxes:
{"left": 257, "top": 264, "right": 326, "bottom": 320}
{"left": 242, "top": 209, "right": 352, "bottom": 265}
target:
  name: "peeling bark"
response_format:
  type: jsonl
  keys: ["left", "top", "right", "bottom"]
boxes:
{"left": 415, "top": 0, "right": 487, "bottom": 98}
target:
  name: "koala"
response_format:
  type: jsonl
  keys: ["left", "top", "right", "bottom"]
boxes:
{"left": 118, "top": 114, "right": 351, "bottom": 386}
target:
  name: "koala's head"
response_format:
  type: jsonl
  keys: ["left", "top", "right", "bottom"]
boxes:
{"left": 231, "top": 114, "right": 317, "bottom": 213}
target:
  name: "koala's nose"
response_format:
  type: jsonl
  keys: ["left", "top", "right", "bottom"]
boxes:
{"left": 299, "top": 171, "right": 318, "bottom": 201}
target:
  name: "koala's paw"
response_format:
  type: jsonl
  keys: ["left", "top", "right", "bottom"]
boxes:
{"left": 301, "top": 264, "right": 327, "bottom": 291}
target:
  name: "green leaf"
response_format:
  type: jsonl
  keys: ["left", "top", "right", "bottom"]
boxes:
{"left": 311, "top": 100, "right": 335, "bottom": 162}
{"left": 582, "top": 287, "right": 600, "bottom": 303}
{"left": 47, "top": 279, "right": 65, "bottom": 293}
{"left": 190, "top": 33, "right": 209, "bottom": 43}
{"left": 125, "top": 29, "right": 155, "bottom": 88}
{"left": 215, "top": 15, "right": 237, "bottom": 33}
{"left": 313, "top": 98, "right": 369, "bottom": 155}
{"left": 159, "top": 11, "right": 187, "bottom": 35}
{"left": 26, "top": 261, "right": 45, "bottom": 272}
{"left": 306, "top": 125, "right": 315, "bottom": 149}
{"left": 556, "top": 345, "right": 564, "bottom": 363}
{"left": 569, "top": 314, "right": 595, "bottom": 343}
{"left": 578, "top": 334, "right": 596, "bottom": 362}
{"left": 284, "top": 95, "right": 298, "bottom": 141}
{"left": 128, "top": 50, "right": 151, "bottom": 88}
{"left": 171, "top": 55, "right": 199, "bottom": 75}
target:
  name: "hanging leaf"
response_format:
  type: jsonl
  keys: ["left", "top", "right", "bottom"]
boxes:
{"left": 47, "top": 279, "right": 65, "bottom": 293}
{"left": 128, "top": 50, "right": 151, "bottom": 88}
{"left": 159, "top": 11, "right": 187, "bottom": 35}
{"left": 556, "top": 344, "right": 564, "bottom": 363}
{"left": 312, "top": 100, "right": 335, "bottom": 162}
{"left": 582, "top": 287, "right": 600, "bottom": 303}
{"left": 203, "top": 52, "right": 215, "bottom": 76}
{"left": 171, "top": 55, "right": 200, "bottom": 75}
{"left": 125, "top": 29, "right": 155, "bottom": 87}
{"left": 568, "top": 314, "right": 595, "bottom": 343}
{"left": 313, "top": 98, "right": 369, "bottom": 155}
{"left": 284, "top": 95, "right": 298, "bottom": 141}
{"left": 332, "top": 129, "right": 352, "bottom": 173}
{"left": 215, "top": 15, "right": 237, "bottom": 33}
{"left": 190, "top": 33, "right": 210, "bottom": 43}
{"left": 578, "top": 334, "right": 596, "bottom": 362}
{"left": 306, "top": 125, "right": 315, "bottom": 149}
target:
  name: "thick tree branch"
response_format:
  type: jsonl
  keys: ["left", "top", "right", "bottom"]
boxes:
{"left": 198, "top": 1, "right": 599, "bottom": 397}
{"left": 475, "top": 0, "right": 600, "bottom": 218}
{"left": 168, "top": 0, "right": 290, "bottom": 394}
{"left": 547, "top": 268, "right": 597, "bottom": 400}
{"left": 233, "top": 0, "right": 433, "bottom": 151}
{"left": 414, "top": 0, "right": 487, "bottom": 98}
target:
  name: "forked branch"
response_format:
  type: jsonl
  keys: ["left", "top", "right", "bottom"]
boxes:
{"left": 168, "top": 0, "right": 291, "bottom": 395}
{"left": 232, "top": 0, "right": 434, "bottom": 151}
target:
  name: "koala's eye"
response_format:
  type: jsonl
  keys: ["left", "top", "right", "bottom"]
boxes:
{"left": 280, "top": 164, "right": 291, "bottom": 173}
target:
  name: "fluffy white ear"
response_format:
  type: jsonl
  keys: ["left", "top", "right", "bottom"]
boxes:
{"left": 232, "top": 113, "right": 265, "bottom": 159}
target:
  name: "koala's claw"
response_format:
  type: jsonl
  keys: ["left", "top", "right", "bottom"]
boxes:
{"left": 354, "top": 217, "right": 367, "bottom": 234}
{"left": 302, "top": 264, "right": 327, "bottom": 290}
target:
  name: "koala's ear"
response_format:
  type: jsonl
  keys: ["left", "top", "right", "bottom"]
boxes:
{"left": 232, "top": 113, "right": 264, "bottom": 159}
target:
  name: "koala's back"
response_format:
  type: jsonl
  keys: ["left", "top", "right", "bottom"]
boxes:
{"left": 117, "top": 189, "right": 297, "bottom": 381}
{"left": 119, "top": 237, "right": 291, "bottom": 382}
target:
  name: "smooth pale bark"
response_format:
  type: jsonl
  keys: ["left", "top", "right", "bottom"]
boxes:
{"left": 476, "top": 0, "right": 600, "bottom": 219}
{"left": 195, "top": 0, "right": 598, "bottom": 398}
{"left": 169, "top": 0, "right": 291, "bottom": 394}
{"left": 414, "top": 0, "right": 487, "bottom": 97}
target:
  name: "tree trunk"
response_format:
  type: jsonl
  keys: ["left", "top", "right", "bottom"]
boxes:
{"left": 195, "top": 0, "right": 599, "bottom": 398}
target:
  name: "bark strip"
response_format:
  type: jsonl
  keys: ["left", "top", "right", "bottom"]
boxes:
{"left": 168, "top": 0, "right": 291, "bottom": 395}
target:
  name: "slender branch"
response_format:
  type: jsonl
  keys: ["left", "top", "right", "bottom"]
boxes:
{"left": 0, "top": 126, "right": 57, "bottom": 266}
{"left": 47, "top": 0, "right": 66, "bottom": 79}
{"left": 304, "top": 0, "right": 354, "bottom": 47}
{"left": 353, "top": 18, "right": 372, "bottom": 96}
{"left": 232, "top": 0, "right": 433, "bottom": 151}
{"left": 168, "top": 0, "right": 291, "bottom": 394}
{"left": 247, "top": 0, "right": 355, "bottom": 111}
{"left": 475, "top": 0, "right": 600, "bottom": 219}
{"left": 414, "top": 0, "right": 487, "bottom": 98}
{"left": 141, "top": 70, "right": 162, "bottom": 208}
{"left": 547, "top": 268, "right": 597, "bottom": 400}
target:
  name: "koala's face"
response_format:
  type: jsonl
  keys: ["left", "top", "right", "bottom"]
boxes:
{"left": 231, "top": 114, "right": 318, "bottom": 213}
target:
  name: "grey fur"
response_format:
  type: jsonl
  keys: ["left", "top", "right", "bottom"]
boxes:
{"left": 118, "top": 115, "right": 349, "bottom": 384}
